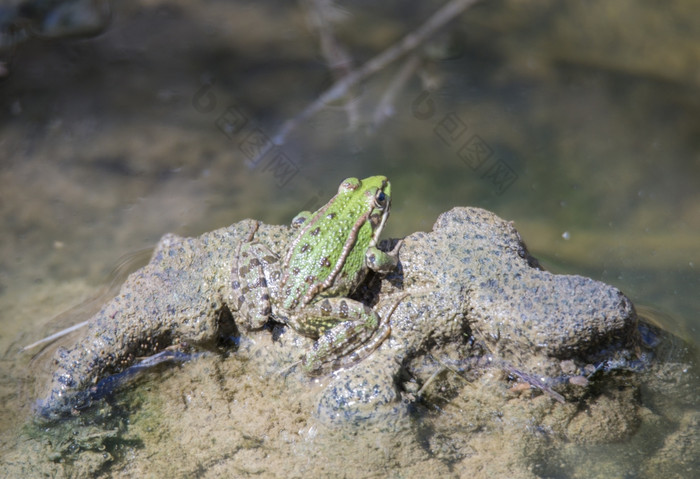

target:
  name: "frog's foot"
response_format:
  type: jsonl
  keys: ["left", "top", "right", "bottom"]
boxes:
{"left": 366, "top": 239, "right": 402, "bottom": 274}
{"left": 296, "top": 297, "right": 401, "bottom": 375}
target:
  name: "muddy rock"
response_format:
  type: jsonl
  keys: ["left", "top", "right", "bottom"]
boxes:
{"left": 39, "top": 207, "right": 639, "bottom": 421}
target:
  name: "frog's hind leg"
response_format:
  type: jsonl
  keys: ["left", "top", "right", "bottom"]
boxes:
{"left": 231, "top": 240, "right": 279, "bottom": 329}
{"left": 297, "top": 298, "right": 391, "bottom": 375}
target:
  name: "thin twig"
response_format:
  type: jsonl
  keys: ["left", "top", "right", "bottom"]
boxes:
{"left": 416, "top": 366, "right": 449, "bottom": 397}
{"left": 20, "top": 248, "right": 152, "bottom": 353}
{"left": 255, "top": 0, "right": 481, "bottom": 160}
{"left": 501, "top": 363, "right": 566, "bottom": 404}
{"left": 371, "top": 53, "right": 423, "bottom": 131}
{"left": 20, "top": 320, "right": 90, "bottom": 352}
{"left": 471, "top": 327, "right": 566, "bottom": 403}
{"left": 417, "top": 353, "right": 478, "bottom": 398}
{"left": 304, "top": 0, "right": 360, "bottom": 128}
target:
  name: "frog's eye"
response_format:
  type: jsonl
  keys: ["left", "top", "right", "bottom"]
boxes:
{"left": 374, "top": 191, "right": 388, "bottom": 209}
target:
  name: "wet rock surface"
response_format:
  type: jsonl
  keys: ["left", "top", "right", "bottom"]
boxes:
{"left": 40, "top": 207, "right": 639, "bottom": 421}
{"left": 9, "top": 207, "right": 694, "bottom": 478}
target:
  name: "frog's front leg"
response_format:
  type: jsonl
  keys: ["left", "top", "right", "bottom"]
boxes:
{"left": 366, "top": 239, "right": 402, "bottom": 274}
{"left": 231, "top": 241, "right": 280, "bottom": 329}
{"left": 289, "top": 298, "right": 391, "bottom": 375}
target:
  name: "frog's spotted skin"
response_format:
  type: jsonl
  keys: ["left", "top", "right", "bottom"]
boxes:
{"left": 232, "top": 176, "right": 400, "bottom": 374}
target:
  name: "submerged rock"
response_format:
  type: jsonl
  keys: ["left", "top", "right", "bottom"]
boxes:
{"left": 39, "top": 207, "right": 640, "bottom": 421}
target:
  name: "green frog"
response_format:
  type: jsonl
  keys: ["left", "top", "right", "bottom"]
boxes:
{"left": 231, "top": 176, "right": 400, "bottom": 374}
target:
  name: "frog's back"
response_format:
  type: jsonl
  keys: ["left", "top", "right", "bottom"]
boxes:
{"left": 281, "top": 187, "right": 374, "bottom": 308}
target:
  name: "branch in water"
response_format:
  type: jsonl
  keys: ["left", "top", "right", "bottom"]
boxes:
{"left": 254, "top": 0, "right": 483, "bottom": 161}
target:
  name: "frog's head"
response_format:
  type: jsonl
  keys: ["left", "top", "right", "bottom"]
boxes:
{"left": 338, "top": 175, "right": 391, "bottom": 246}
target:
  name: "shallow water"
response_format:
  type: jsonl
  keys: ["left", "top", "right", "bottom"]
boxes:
{"left": 1, "top": 0, "right": 698, "bottom": 477}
